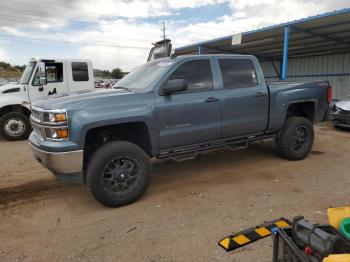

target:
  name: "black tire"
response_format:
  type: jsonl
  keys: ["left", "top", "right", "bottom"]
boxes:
{"left": 0, "top": 112, "right": 31, "bottom": 141}
{"left": 86, "top": 141, "right": 151, "bottom": 207}
{"left": 276, "top": 117, "right": 314, "bottom": 161}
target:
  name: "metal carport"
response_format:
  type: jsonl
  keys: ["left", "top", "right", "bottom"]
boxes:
{"left": 174, "top": 8, "right": 350, "bottom": 99}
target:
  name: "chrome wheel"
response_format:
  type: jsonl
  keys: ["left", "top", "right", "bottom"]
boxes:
{"left": 4, "top": 118, "right": 25, "bottom": 137}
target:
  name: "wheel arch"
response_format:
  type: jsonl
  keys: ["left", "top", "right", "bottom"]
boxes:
{"left": 285, "top": 101, "right": 316, "bottom": 123}
{"left": 83, "top": 121, "right": 153, "bottom": 171}
{"left": 0, "top": 104, "right": 31, "bottom": 118}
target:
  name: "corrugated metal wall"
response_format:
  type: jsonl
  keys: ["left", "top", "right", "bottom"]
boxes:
{"left": 260, "top": 52, "right": 350, "bottom": 100}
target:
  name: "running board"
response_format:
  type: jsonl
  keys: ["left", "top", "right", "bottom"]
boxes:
{"left": 158, "top": 134, "right": 276, "bottom": 160}
{"left": 226, "top": 141, "right": 248, "bottom": 151}
{"left": 169, "top": 152, "right": 198, "bottom": 162}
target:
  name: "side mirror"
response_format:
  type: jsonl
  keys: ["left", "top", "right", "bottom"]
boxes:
{"left": 38, "top": 62, "right": 47, "bottom": 86}
{"left": 162, "top": 79, "right": 187, "bottom": 95}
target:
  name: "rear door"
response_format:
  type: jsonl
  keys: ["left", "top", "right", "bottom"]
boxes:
{"left": 155, "top": 58, "right": 221, "bottom": 149}
{"left": 217, "top": 58, "right": 269, "bottom": 137}
{"left": 66, "top": 61, "right": 94, "bottom": 92}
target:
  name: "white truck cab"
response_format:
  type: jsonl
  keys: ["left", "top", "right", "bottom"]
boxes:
{"left": 0, "top": 58, "right": 94, "bottom": 140}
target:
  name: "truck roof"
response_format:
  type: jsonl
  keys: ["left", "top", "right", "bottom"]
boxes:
{"left": 29, "top": 57, "right": 92, "bottom": 63}
{"left": 172, "top": 54, "right": 256, "bottom": 60}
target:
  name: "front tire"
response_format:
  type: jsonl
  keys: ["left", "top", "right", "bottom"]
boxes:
{"left": 276, "top": 117, "right": 314, "bottom": 160}
{"left": 86, "top": 141, "right": 151, "bottom": 207}
{"left": 0, "top": 112, "right": 31, "bottom": 141}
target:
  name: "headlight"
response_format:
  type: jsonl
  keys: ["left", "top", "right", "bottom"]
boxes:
{"left": 332, "top": 106, "right": 339, "bottom": 114}
{"left": 45, "top": 127, "right": 69, "bottom": 140}
{"left": 45, "top": 112, "right": 67, "bottom": 123}
{"left": 30, "top": 107, "right": 69, "bottom": 141}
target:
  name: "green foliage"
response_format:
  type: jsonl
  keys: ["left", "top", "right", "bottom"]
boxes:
{"left": 111, "top": 68, "right": 123, "bottom": 79}
{"left": 94, "top": 68, "right": 124, "bottom": 79}
{"left": 0, "top": 61, "right": 25, "bottom": 78}
{"left": 0, "top": 61, "right": 11, "bottom": 69}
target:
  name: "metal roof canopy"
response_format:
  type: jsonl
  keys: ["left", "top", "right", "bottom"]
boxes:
{"left": 174, "top": 8, "right": 350, "bottom": 80}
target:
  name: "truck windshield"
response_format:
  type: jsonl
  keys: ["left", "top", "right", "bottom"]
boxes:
{"left": 115, "top": 61, "right": 173, "bottom": 91}
{"left": 20, "top": 61, "right": 36, "bottom": 84}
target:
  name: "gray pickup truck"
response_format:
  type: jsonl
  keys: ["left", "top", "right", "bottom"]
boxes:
{"left": 29, "top": 55, "right": 331, "bottom": 207}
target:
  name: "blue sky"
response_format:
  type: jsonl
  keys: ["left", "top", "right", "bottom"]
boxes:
{"left": 0, "top": 0, "right": 349, "bottom": 70}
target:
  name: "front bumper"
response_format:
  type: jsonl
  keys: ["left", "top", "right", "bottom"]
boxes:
{"left": 30, "top": 143, "right": 84, "bottom": 183}
{"left": 331, "top": 114, "right": 350, "bottom": 128}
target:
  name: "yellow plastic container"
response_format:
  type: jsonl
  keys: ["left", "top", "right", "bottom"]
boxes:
{"left": 328, "top": 207, "right": 350, "bottom": 230}
{"left": 323, "top": 254, "right": 350, "bottom": 262}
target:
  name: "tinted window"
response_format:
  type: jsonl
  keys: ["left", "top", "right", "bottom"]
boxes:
{"left": 72, "top": 62, "right": 89, "bottom": 81}
{"left": 169, "top": 60, "right": 213, "bottom": 92}
{"left": 46, "top": 63, "right": 63, "bottom": 82}
{"left": 32, "top": 63, "right": 63, "bottom": 85}
{"left": 219, "top": 59, "right": 258, "bottom": 88}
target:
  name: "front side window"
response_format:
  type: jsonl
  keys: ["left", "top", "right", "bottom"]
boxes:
{"left": 46, "top": 63, "right": 63, "bottom": 83}
{"left": 72, "top": 62, "right": 89, "bottom": 81}
{"left": 169, "top": 59, "right": 213, "bottom": 92}
{"left": 32, "top": 62, "right": 63, "bottom": 86}
{"left": 219, "top": 59, "right": 258, "bottom": 88}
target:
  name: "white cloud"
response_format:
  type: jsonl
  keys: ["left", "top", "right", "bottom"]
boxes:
{"left": 0, "top": 46, "right": 10, "bottom": 62}
{"left": 0, "top": 0, "right": 349, "bottom": 70}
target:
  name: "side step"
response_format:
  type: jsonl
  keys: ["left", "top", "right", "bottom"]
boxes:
{"left": 158, "top": 134, "right": 276, "bottom": 161}
{"left": 169, "top": 152, "right": 198, "bottom": 162}
{"left": 226, "top": 141, "right": 248, "bottom": 151}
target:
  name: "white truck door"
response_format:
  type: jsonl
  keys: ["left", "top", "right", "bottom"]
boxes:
{"left": 29, "top": 61, "right": 68, "bottom": 102}
{"left": 66, "top": 60, "right": 94, "bottom": 92}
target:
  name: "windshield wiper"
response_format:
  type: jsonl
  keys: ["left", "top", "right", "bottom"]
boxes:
{"left": 114, "top": 86, "right": 132, "bottom": 92}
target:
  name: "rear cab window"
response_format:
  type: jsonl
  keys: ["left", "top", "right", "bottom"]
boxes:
{"left": 219, "top": 59, "right": 258, "bottom": 88}
{"left": 169, "top": 59, "right": 213, "bottom": 92}
{"left": 72, "top": 62, "right": 89, "bottom": 81}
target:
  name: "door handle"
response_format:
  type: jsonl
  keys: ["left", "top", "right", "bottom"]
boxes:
{"left": 38, "top": 86, "right": 44, "bottom": 92}
{"left": 255, "top": 92, "right": 266, "bottom": 97}
{"left": 205, "top": 97, "right": 220, "bottom": 103}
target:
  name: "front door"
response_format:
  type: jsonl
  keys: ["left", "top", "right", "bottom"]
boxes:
{"left": 29, "top": 62, "right": 67, "bottom": 102}
{"left": 156, "top": 59, "right": 221, "bottom": 149}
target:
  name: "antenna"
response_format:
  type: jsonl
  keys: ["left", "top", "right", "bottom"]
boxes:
{"left": 161, "top": 21, "right": 166, "bottom": 41}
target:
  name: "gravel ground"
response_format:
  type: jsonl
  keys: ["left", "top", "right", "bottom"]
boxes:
{"left": 0, "top": 123, "right": 349, "bottom": 262}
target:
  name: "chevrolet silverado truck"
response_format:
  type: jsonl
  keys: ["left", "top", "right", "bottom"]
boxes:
{"left": 29, "top": 55, "right": 332, "bottom": 207}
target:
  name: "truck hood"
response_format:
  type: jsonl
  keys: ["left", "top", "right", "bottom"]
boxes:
{"left": 0, "top": 83, "right": 21, "bottom": 94}
{"left": 32, "top": 88, "right": 133, "bottom": 110}
{"left": 335, "top": 100, "right": 350, "bottom": 111}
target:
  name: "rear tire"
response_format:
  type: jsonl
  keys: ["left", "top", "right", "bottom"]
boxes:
{"left": 86, "top": 141, "right": 151, "bottom": 207}
{"left": 276, "top": 117, "right": 314, "bottom": 160}
{"left": 0, "top": 112, "right": 31, "bottom": 141}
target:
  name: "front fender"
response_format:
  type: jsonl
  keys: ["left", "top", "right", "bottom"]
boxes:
{"left": 69, "top": 104, "right": 159, "bottom": 154}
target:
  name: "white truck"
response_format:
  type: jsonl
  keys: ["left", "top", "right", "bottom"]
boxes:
{"left": 0, "top": 58, "right": 94, "bottom": 140}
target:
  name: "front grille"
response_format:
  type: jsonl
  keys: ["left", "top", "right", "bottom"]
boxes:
{"left": 31, "top": 109, "right": 42, "bottom": 123}
{"left": 32, "top": 123, "right": 45, "bottom": 140}
{"left": 339, "top": 109, "right": 350, "bottom": 116}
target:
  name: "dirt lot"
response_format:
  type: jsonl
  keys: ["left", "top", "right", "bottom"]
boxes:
{"left": 0, "top": 123, "right": 349, "bottom": 262}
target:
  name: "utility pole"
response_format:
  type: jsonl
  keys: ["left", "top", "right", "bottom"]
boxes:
{"left": 161, "top": 21, "right": 166, "bottom": 41}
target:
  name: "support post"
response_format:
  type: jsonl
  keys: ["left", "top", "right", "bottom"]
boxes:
{"left": 198, "top": 45, "right": 202, "bottom": 55}
{"left": 281, "top": 26, "right": 290, "bottom": 80}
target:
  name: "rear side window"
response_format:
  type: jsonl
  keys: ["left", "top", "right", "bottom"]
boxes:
{"left": 72, "top": 62, "right": 89, "bottom": 81}
{"left": 219, "top": 59, "right": 258, "bottom": 88}
{"left": 169, "top": 59, "right": 213, "bottom": 92}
